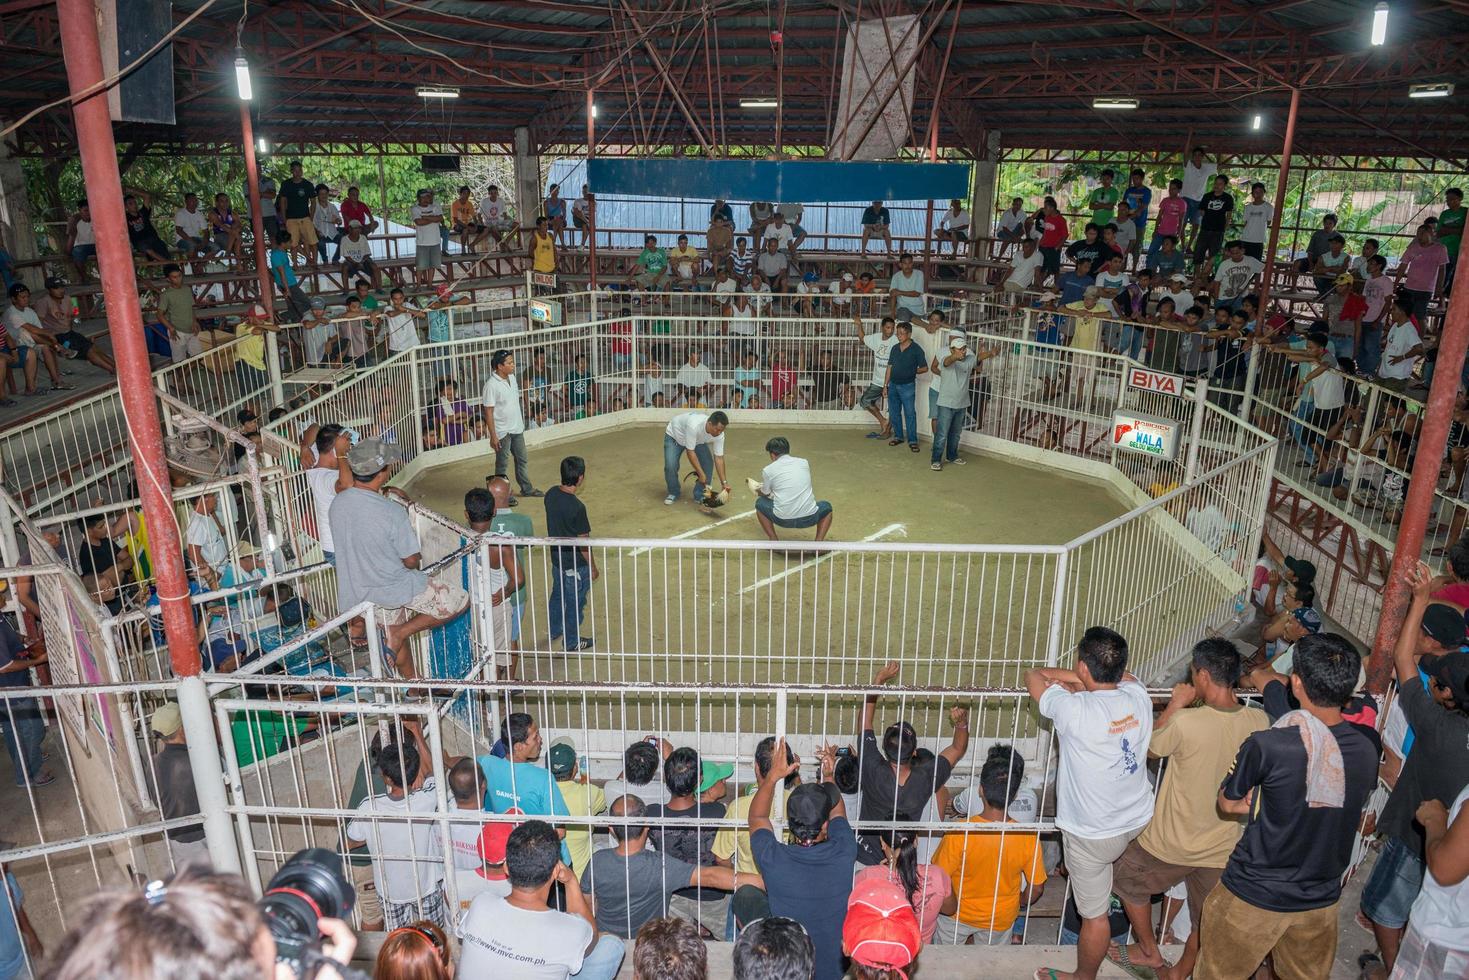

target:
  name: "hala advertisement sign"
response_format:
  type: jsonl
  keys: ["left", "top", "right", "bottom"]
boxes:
{"left": 1111, "top": 411, "right": 1181, "bottom": 460}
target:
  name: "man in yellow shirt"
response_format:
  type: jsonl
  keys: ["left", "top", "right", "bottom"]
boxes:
{"left": 932, "top": 745, "right": 1047, "bottom": 945}
{"left": 549, "top": 738, "right": 605, "bottom": 880}
{"left": 233, "top": 303, "right": 278, "bottom": 390}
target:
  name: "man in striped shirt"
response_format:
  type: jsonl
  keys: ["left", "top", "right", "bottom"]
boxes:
{"left": 731, "top": 236, "right": 753, "bottom": 285}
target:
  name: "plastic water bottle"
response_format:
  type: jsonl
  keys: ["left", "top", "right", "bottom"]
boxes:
{"left": 1232, "top": 592, "right": 1248, "bottom": 624}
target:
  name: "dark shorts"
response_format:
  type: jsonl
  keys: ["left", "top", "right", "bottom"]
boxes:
{"left": 1240, "top": 240, "right": 1264, "bottom": 261}
{"left": 859, "top": 384, "right": 884, "bottom": 409}
{"left": 70, "top": 244, "right": 97, "bottom": 264}
{"left": 1110, "top": 838, "right": 1221, "bottom": 935}
{"left": 57, "top": 331, "right": 92, "bottom": 357}
{"left": 1040, "top": 246, "right": 1062, "bottom": 275}
{"left": 755, "top": 495, "right": 832, "bottom": 528}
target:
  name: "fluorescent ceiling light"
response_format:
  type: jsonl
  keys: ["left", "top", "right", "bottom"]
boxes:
{"left": 1251, "top": 114, "right": 1262, "bottom": 131}
{"left": 256, "top": 136, "right": 269, "bottom": 154}
{"left": 1093, "top": 97, "right": 1138, "bottom": 110}
{"left": 591, "top": 104, "right": 599, "bottom": 118}
{"left": 740, "top": 98, "right": 779, "bottom": 109}
{"left": 416, "top": 86, "right": 460, "bottom": 99}
{"left": 234, "top": 51, "right": 252, "bottom": 101}
{"left": 1409, "top": 83, "right": 1454, "bottom": 98}
{"left": 1371, "top": 2, "right": 1389, "bottom": 45}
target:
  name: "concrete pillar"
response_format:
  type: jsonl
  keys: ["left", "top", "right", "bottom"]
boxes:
{"left": 0, "top": 128, "right": 40, "bottom": 269}
{"left": 513, "top": 127, "right": 542, "bottom": 227}
{"left": 969, "top": 130, "right": 1001, "bottom": 240}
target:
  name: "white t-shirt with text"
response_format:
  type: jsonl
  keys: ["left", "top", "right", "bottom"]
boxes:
{"left": 1037, "top": 679, "right": 1155, "bottom": 839}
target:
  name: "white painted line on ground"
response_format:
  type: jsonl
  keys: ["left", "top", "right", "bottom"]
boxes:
{"left": 737, "top": 523, "right": 908, "bottom": 595}
{"left": 629, "top": 509, "right": 758, "bottom": 556}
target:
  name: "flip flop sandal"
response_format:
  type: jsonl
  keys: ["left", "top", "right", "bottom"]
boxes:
{"left": 887, "top": 439, "right": 902, "bottom": 446}
{"left": 1107, "top": 944, "right": 1161, "bottom": 980}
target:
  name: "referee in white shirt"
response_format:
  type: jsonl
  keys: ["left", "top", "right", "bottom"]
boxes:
{"left": 755, "top": 437, "right": 833, "bottom": 541}
{"left": 483, "top": 349, "right": 542, "bottom": 505}
{"left": 663, "top": 410, "right": 730, "bottom": 510}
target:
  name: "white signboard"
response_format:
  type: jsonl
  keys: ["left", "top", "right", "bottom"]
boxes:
{"left": 1111, "top": 411, "right": 1181, "bottom": 461}
{"left": 528, "top": 298, "right": 562, "bottom": 326}
{"left": 531, "top": 271, "right": 557, "bottom": 288}
{"left": 1125, "top": 366, "right": 1186, "bottom": 397}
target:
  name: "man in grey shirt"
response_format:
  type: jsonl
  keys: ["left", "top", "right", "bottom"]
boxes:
{"left": 328, "top": 438, "right": 467, "bottom": 679}
{"left": 582, "top": 794, "right": 751, "bottom": 939}
{"left": 930, "top": 326, "right": 982, "bottom": 470}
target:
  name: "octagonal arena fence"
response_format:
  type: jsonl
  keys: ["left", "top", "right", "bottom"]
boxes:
{"left": 0, "top": 289, "right": 1291, "bottom": 961}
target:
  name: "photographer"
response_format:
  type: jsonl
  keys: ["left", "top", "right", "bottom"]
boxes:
{"left": 38, "top": 866, "right": 356, "bottom": 980}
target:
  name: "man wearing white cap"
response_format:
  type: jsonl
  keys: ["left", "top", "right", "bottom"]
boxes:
{"left": 929, "top": 331, "right": 980, "bottom": 471}
{"left": 149, "top": 702, "right": 207, "bottom": 869}
{"left": 828, "top": 270, "right": 855, "bottom": 316}
{"left": 339, "top": 219, "right": 378, "bottom": 288}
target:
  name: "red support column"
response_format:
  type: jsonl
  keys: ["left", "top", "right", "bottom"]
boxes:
{"left": 240, "top": 105, "right": 275, "bottom": 311}
{"left": 1367, "top": 256, "right": 1469, "bottom": 693}
{"left": 1256, "top": 86, "right": 1299, "bottom": 319}
{"left": 587, "top": 89, "right": 598, "bottom": 290}
{"left": 56, "top": 0, "right": 201, "bottom": 678}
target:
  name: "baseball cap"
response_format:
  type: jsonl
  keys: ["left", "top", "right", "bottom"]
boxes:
{"left": 949, "top": 336, "right": 967, "bottom": 350}
{"left": 348, "top": 219, "right": 363, "bottom": 228}
{"left": 150, "top": 703, "right": 182, "bottom": 737}
{"left": 236, "top": 540, "right": 259, "bottom": 560}
{"left": 236, "top": 407, "right": 258, "bottom": 424}
{"left": 248, "top": 303, "right": 268, "bottom": 318}
{"left": 1291, "top": 606, "right": 1323, "bottom": 634}
{"left": 803, "top": 271, "right": 818, "bottom": 283}
{"left": 43, "top": 276, "right": 67, "bottom": 290}
{"left": 1038, "top": 290, "right": 1059, "bottom": 302}
{"left": 1334, "top": 272, "right": 1355, "bottom": 286}
{"left": 1420, "top": 651, "right": 1469, "bottom": 703}
{"left": 548, "top": 736, "right": 577, "bottom": 778}
{"left": 842, "top": 272, "right": 854, "bottom": 281}
{"left": 346, "top": 437, "right": 401, "bottom": 477}
{"left": 786, "top": 782, "right": 837, "bottom": 840}
{"left": 436, "top": 284, "right": 453, "bottom": 299}
{"left": 1421, "top": 603, "right": 1467, "bottom": 647}
{"left": 843, "top": 878, "right": 922, "bottom": 976}
{"left": 309, "top": 296, "right": 327, "bottom": 310}
{"left": 1169, "top": 273, "right": 1188, "bottom": 283}
{"left": 476, "top": 808, "right": 523, "bottom": 867}
{"left": 698, "top": 760, "right": 734, "bottom": 795}
{"left": 1284, "top": 557, "right": 1317, "bottom": 585}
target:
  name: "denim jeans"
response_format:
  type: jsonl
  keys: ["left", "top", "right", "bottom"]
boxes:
{"left": 1118, "top": 323, "right": 1145, "bottom": 361}
{"left": 494, "top": 432, "right": 535, "bottom": 495}
{"left": 548, "top": 566, "right": 589, "bottom": 650}
{"left": 1358, "top": 322, "right": 1382, "bottom": 376}
{"left": 888, "top": 382, "right": 917, "bottom": 443}
{"left": 663, "top": 435, "right": 713, "bottom": 500}
{"left": 0, "top": 696, "right": 44, "bottom": 786}
{"left": 932, "top": 405, "right": 965, "bottom": 463}
{"left": 1329, "top": 335, "right": 1354, "bottom": 363}
{"left": 1290, "top": 396, "right": 1318, "bottom": 463}
{"left": 570, "top": 933, "right": 626, "bottom": 980}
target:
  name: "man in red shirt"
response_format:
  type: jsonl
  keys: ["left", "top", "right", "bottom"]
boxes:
{"left": 1037, "top": 196, "right": 1069, "bottom": 287}
{"left": 339, "top": 186, "right": 378, "bottom": 235}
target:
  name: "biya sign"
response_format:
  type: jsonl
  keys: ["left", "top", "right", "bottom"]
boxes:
{"left": 1111, "top": 411, "right": 1181, "bottom": 460}
{"left": 1126, "top": 366, "right": 1185, "bottom": 397}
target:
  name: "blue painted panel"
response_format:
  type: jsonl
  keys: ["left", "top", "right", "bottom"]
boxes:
{"left": 587, "top": 158, "right": 971, "bottom": 203}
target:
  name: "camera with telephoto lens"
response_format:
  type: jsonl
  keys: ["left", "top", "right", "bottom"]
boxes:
{"left": 259, "top": 848, "right": 356, "bottom": 978}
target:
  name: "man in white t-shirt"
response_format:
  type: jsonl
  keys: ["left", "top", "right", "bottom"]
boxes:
{"left": 673, "top": 349, "right": 713, "bottom": 407}
{"left": 173, "top": 193, "right": 212, "bottom": 259}
{"left": 483, "top": 349, "right": 541, "bottom": 501}
{"left": 457, "top": 820, "right": 625, "bottom": 980}
{"left": 432, "top": 758, "right": 494, "bottom": 912}
{"left": 184, "top": 494, "right": 229, "bottom": 588}
{"left": 1239, "top": 182, "right": 1273, "bottom": 261}
{"left": 1378, "top": 297, "right": 1424, "bottom": 386}
{"left": 311, "top": 183, "right": 343, "bottom": 265}
{"left": 763, "top": 212, "right": 796, "bottom": 253}
{"left": 383, "top": 287, "right": 426, "bottom": 352}
{"left": 1180, "top": 146, "right": 1215, "bottom": 250}
{"left": 828, "top": 271, "right": 855, "bottom": 314}
{"left": 346, "top": 724, "right": 449, "bottom": 929}
{"left": 855, "top": 315, "right": 898, "bottom": 437}
{"left": 477, "top": 185, "right": 514, "bottom": 250}
{"left": 754, "top": 436, "right": 833, "bottom": 541}
{"left": 1212, "top": 241, "right": 1264, "bottom": 309}
{"left": 1002, "top": 238, "right": 1044, "bottom": 309}
{"left": 300, "top": 424, "right": 351, "bottom": 562}
{"left": 1025, "top": 627, "right": 1154, "bottom": 980}
{"left": 890, "top": 252, "right": 927, "bottom": 322}
{"left": 338, "top": 220, "right": 378, "bottom": 288}
{"left": 936, "top": 199, "right": 971, "bottom": 254}
{"left": 663, "top": 409, "right": 729, "bottom": 507}
{"left": 996, "top": 197, "right": 1028, "bottom": 252}
{"left": 410, "top": 188, "right": 445, "bottom": 285}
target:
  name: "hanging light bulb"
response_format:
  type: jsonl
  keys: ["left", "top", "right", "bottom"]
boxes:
{"left": 1371, "top": 3, "right": 1389, "bottom": 45}
{"left": 234, "top": 47, "right": 253, "bottom": 101}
